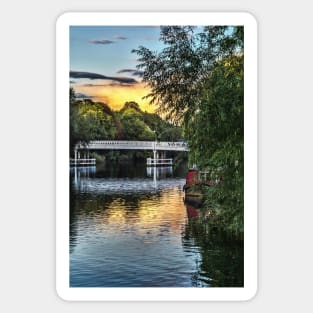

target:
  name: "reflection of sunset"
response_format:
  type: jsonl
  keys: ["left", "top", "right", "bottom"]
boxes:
{"left": 88, "top": 189, "right": 186, "bottom": 236}
{"left": 105, "top": 199, "right": 127, "bottom": 225}
{"left": 75, "top": 82, "right": 157, "bottom": 113}
{"left": 137, "top": 192, "right": 185, "bottom": 233}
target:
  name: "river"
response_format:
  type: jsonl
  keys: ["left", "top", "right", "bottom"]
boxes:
{"left": 70, "top": 161, "right": 243, "bottom": 287}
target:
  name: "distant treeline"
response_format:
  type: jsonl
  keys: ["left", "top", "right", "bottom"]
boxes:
{"left": 70, "top": 88, "right": 183, "bottom": 154}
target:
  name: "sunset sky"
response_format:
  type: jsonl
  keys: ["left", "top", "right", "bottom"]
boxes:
{"left": 70, "top": 26, "right": 164, "bottom": 112}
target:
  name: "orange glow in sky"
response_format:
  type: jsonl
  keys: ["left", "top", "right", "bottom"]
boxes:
{"left": 74, "top": 82, "right": 157, "bottom": 113}
{"left": 70, "top": 26, "right": 164, "bottom": 113}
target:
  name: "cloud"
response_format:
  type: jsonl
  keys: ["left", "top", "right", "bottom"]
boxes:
{"left": 114, "top": 35, "right": 127, "bottom": 40}
{"left": 75, "top": 93, "right": 94, "bottom": 99}
{"left": 82, "top": 82, "right": 134, "bottom": 88}
{"left": 117, "top": 69, "right": 144, "bottom": 77}
{"left": 88, "top": 39, "right": 115, "bottom": 45}
{"left": 70, "top": 81, "right": 76, "bottom": 84}
{"left": 70, "top": 70, "right": 138, "bottom": 84}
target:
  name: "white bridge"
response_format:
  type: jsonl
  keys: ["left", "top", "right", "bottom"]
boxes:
{"left": 75, "top": 140, "right": 188, "bottom": 152}
{"left": 72, "top": 140, "right": 188, "bottom": 167}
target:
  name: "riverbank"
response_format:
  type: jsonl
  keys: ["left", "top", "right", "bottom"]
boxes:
{"left": 183, "top": 169, "right": 243, "bottom": 240}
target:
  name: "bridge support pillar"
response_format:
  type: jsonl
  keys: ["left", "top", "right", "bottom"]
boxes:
{"left": 153, "top": 150, "right": 157, "bottom": 164}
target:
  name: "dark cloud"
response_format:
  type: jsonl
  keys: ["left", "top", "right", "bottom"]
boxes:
{"left": 82, "top": 82, "right": 134, "bottom": 88}
{"left": 70, "top": 70, "right": 138, "bottom": 84}
{"left": 88, "top": 39, "right": 115, "bottom": 45}
{"left": 75, "top": 93, "right": 94, "bottom": 99}
{"left": 117, "top": 69, "right": 144, "bottom": 77}
{"left": 82, "top": 84, "right": 107, "bottom": 87}
{"left": 114, "top": 35, "right": 127, "bottom": 40}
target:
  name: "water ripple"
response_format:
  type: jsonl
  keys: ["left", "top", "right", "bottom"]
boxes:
{"left": 70, "top": 166, "right": 243, "bottom": 287}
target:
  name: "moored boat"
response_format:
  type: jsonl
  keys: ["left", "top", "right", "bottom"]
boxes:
{"left": 183, "top": 169, "right": 204, "bottom": 206}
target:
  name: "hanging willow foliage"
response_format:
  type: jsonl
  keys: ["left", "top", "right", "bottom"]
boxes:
{"left": 133, "top": 26, "right": 244, "bottom": 236}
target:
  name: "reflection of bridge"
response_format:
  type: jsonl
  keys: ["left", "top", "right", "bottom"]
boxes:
{"left": 70, "top": 166, "right": 180, "bottom": 192}
{"left": 73, "top": 140, "right": 188, "bottom": 166}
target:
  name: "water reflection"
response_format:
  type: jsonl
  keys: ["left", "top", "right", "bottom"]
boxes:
{"left": 183, "top": 204, "right": 244, "bottom": 287}
{"left": 146, "top": 166, "right": 173, "bottom": 178}
{"left": 70, "top": 163, "right": 243, "bottom": 287}
{"left": 71, "top": 165, "right": 178, "bottom": 194}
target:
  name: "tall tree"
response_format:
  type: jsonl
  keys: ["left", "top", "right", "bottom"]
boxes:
{"left": 133, "top": 26, "right": 244, "bottom": 235}
{"left": 133, "top": 26, "right": 243, "bottom": 124}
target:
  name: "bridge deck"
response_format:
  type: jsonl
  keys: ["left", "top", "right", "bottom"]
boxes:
{"left": 75, "top": 140, "right": 188, "bottom": 152}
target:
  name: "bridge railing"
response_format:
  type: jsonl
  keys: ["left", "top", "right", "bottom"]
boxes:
{"left": 75, "top": 140, "right": 188, "bottom": 151}
{"left": 89, "top": 140, "right": 154, "bottom": 146}
{"left": 147, "top": 158, "right": 173, "bottom": 166}
{"left": 155, "top": 142, "right": 187, "bottom": 148}
{"left": 70, "top": 158, "right": 96, "bottom": 166}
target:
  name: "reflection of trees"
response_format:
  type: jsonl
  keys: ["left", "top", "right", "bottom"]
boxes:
{"left": 95, "top": 160, "right": 148, "bottom": 178}
{"left": 183, "top": 212, "right": 244, "bottom": 287}
{"left": 69, "top": 192, "right": 164, "bottom": 253}
{"left": 70, "top": 193, "right": 80, "bottom": 253}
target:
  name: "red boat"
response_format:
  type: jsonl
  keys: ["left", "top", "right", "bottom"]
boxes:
{"left": 186, "top": 204, "right": 199, "bottom": 219}
{"left": 183, "top": 169, "right": 204, "bottom": 206}
{"left": 183, "top": 169, "right": 198, "bottom": 190}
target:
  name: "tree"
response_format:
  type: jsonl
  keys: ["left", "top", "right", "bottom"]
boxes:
{"left": 75, "top": 100, "right": 116, "bottom": 140}
{"left": 132, "top": 26, "right": 243, "bottom": 124}
{"left": 69, "top": 89, "right": 116, "bottom": 153}
{"left": 119, "top": 103, "right": 155, "bottom": 140}
{"left": 186, "top": 54, "right": 244, "bottom": 235}
{"left": 133, "top": 26, "right": 244, "bottom": 236}
{"left": 70, "top": 87, "right": 80, "bottom": 152}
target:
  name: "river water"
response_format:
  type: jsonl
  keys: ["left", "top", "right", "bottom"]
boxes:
{"left": 70, "top": 162, "right": 243, "bottom": 287}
